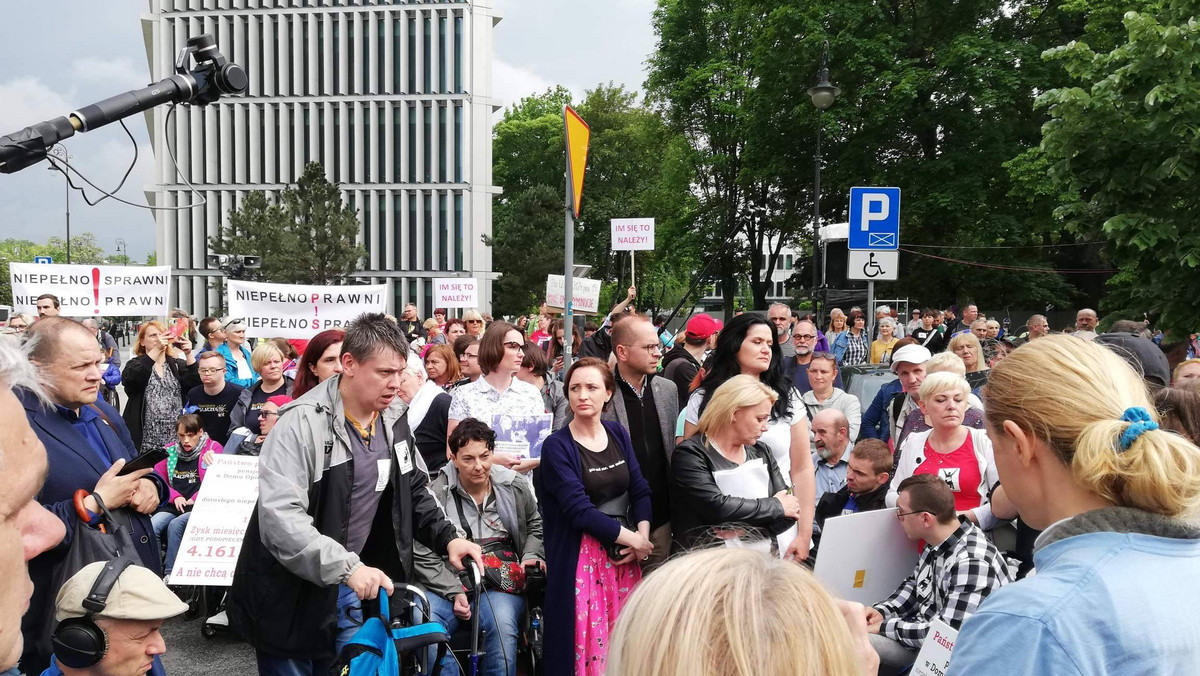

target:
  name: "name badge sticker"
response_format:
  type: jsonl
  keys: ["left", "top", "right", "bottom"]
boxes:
{"left": 374, "top": 459, "right": 392, "bottom": 492}
{"left": 395, "top": 441, "right": 414, "bottom": 475}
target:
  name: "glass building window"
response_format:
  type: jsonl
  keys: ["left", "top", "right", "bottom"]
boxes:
{"left": 454, "top": 191, "right": 463, "bottom": 270}
{"left": 408, "top": 194, "right": 417, "bottom": 269}
{"left": 423, "top": 103, "right": 432, "bottom": 183}
{"left": 454, "top": 104, "right": 462, "bottom": 182}
{"left": 439, "top": 192, "right": 448, "bottom": 270}
{"left": 407, "top": 16, "right": 416, "bottom": 92}
{"left": 438, "top": 14, "right": 447, "bottom": 93}
{"left": 423, "top": 15, "right": 431, "bottom": 93}
{"left": 423, "top": 194, "right": 432, "bottom": 268}
{"left": 438, "top": 104, "right": 447, "bottom": 183}
{"left": 453, "top": 14, "right": 462, "bottom": 92}
{"left": 392, "top": 16, "right": 403, "bottom": 92}
{"left": 407, "top": 104, "right": 416, "bottom": 183}
{"left": 392, "top": 193, "right": 403, "bottom": 269}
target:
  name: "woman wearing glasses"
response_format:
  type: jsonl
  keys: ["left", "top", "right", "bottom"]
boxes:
{"left": 448, "top": 321, "right": 547, "bottom": 473}
{"left": 681, "top": 313, "right": 815, "bottom": 561}
{"left": 463, "top": 309, "right": 487, "bottom": 337}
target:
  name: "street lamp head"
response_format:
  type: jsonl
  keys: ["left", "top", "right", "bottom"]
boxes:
{"left": 808, "top": 67, "right": 840, "bottom": 110}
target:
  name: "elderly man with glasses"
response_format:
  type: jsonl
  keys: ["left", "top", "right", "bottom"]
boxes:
{"left": 783, "top": 319, "right": 843, "bottom": 394}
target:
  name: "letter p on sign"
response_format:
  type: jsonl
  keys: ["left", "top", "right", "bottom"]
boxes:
{"left": 861, "top": 193, "right": 889, "bottom": 231}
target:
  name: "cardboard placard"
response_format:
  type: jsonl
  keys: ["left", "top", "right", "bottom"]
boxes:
{"left": 610, "top": 218, "right": 655, "bottom": 251}
{"left": 911, "top": 619, "right": 957, "bottom": 676}
{"left": 433, "top": 278, "right": 479, "bottom": 309}
{"left": 812, "top": 508, "right": 921, "bottom": 605}
{"left": 169, "top": 455, "right": 259, "bottom": 587}
{"left": 544, "top": 275, "right": 602, "bottom": 315}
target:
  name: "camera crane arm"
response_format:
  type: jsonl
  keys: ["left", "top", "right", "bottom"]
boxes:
{"left": 0, "top": 34, "right": 247, "bottom": 175}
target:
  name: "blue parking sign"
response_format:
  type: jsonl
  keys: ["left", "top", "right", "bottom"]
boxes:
{"left": 33, "top": 256, "right": 53, "bottom": 264}
{"left": 848, "top": 187, "right": 900, "bottom": 251}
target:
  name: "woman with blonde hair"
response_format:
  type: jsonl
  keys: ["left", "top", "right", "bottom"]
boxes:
{"left": 122, "top": 320, "right": 200, "bottom": 453}
{"left": 230, "top": 340, "right": 294, "bottom": 438}
{"left": 462, "top": 308, "right": 486, "bottom": 337}
{"left": 870, "top": 316, "right": 900, "bottom": 365}
{"left": 947, "top": 336, "right": 1200, "bottom": 674}
{"left": 673, "top": 374, "right": 805, "bottom": 555}
{"left": 889, "top": 371, "right": 999, "bottom": 529}
{"left": 825, "top": 308, "right": 847, "bottom": 347}
{"left": 607, "top": 547, "right": 876, "bottom": 676}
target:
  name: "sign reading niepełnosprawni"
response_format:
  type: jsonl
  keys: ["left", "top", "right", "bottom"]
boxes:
{"left": 169, "top": 454, "right": 259, "bottom": 587}
{"left": 9, "top": 263, "right": 172, "bottom": 317}
{"left": 610, "top": 218, "right": 655, "bottom": 251}
{"left": 226, "top": 279, "right": 388, "bottom": 338}
{"left": 910, "top": 618, "right": 958, "bottom": 676}
{"left": 545, "top": 274, "right": 602, "bottom": 315}
{"left": 433, "top": 278, "right": 479, "bottom": 309}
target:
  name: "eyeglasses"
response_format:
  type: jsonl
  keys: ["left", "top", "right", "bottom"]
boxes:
{"left": 503, "top": 341, "right": 527, "bottom": 352}
{"left": 198, "top": 367, "right": 223, "bottom": 375}
{"left": 896, "top": 510, "right": 932, "bottom": 520}
{"left": 262, "top": 411, "right": 280, "bottom": 419}
{"left": 459, "top": 352, "right": 478, "bottom": 360}
{"left": 811, "top": 351, "right": 836, "bottom": 361}
{"left": 636, "top": 343, "right": 662, "bottom": 353}
{"left": 794, "top": 333, "right": 817, "bottom": 341}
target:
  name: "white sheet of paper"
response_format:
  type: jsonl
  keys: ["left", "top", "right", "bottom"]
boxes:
{"left": 911, "top": 619, "right": 958, "bottom": 676}
{"left": 711, "top": 458, "right": 798, "bottom": 558}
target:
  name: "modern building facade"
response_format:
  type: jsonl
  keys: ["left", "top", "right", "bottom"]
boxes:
{"left": 141, "top": 0, "right": 501, "bottom": 315}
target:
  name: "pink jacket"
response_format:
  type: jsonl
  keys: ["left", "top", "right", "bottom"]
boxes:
{"left": 153, "top": 437, "right": 224, "bottom": 504}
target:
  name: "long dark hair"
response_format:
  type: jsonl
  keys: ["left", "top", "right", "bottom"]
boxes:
{"left": 546, "top": 318, "right": 581, "bottom": 364}
{"left": 293, "top": 328, "right": 345, "bottom": 398}
{"left": 697, "top": 313, "right": 793, "bottom": 422}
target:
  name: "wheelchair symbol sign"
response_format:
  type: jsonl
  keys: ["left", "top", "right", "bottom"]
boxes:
{"left": 847, "top": 250, "right": 899, "bottom": 281}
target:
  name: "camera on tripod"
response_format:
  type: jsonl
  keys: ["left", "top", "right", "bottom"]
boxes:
{"left": 207, "top": 254, "right": 261, "bottom": 280}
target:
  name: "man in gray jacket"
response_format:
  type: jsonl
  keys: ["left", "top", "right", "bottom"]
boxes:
{"left": 604, "top": 315, "right": 680, "bottom": 571}
{"left": 414, "top": 418, "right": 544, "bottom": 676}
{"left": 228, "top": 313, "right": 481, "bottom": 676}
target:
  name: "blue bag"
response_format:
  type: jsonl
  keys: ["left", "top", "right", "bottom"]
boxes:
{"left": 333, "top": 588, "right": 452, "bottom": 676}
{"left": 102, "top": 362, "right": 122, "bottom": 388}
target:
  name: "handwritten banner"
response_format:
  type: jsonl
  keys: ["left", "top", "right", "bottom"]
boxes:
{"left": 170, "top": 455, "right": 259, "bottom": 587}
{"left": 545, "top": 275, "right": 602, "bottom": 315}
{"left": 9, "top": 263, "right": 171, "bottom": 317}
{"left": 433, "top": 278, "right": 479, "bottom": 309}
{"left": 610, "top": 218, "right": 655, "bottom": 251}
{"left": 226, "top": 280, "right": 387, "bottom": 338}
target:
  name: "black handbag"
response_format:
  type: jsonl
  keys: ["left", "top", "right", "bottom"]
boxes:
{"left": 33, "top": 491, "right": 138, "bottom": 664}
{"left": 595, "top": 493, "right": 633, "bottom": 562}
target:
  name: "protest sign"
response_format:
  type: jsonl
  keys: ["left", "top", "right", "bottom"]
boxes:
{"left": 9, "top": 263, "right": 171, "bottom": 317}
{"left": 433, "top": 278, "right": 479, "bottom": 309}
{"left": 170, "top": 455, "right": 259, "bottom": 587}
{"left": 226, "top": 279, "right": 387, "bottom": 338}
{"left": 911, "top": 619, "right": 958, "bottom": 676}
{"left": 492, "top": 413, "right": 553, "bottom": 459}
{"left": 610, "top": 218, "right": 655, "bottom": 251}
{"left": 812, "top": 508, "right": 921, "bottom": 605}
{"left": 544, "top": 274, "right": 602, "bottom": 315}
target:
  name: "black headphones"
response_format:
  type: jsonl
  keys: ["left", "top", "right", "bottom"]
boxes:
{"left": 51, "top": 557, "right": 135, "bottom": 669}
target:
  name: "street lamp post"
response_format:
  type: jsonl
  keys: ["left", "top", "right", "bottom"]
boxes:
{"left": 116, "top": 237, "right": 127, "bottom": 263}
{"left": 807, "top": 41, "right": 839, "bottom": 323}
{"left": 46, "top": 144, "right": 72, "bottom": 264}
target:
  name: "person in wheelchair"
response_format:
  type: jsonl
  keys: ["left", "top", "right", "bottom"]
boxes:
{"left": 413, "top": 418, "right": 545, "bottom": 676}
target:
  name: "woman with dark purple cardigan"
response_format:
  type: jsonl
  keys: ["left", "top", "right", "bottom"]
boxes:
{"left": 537, "top": 358, "right": 654, "bottom": 676}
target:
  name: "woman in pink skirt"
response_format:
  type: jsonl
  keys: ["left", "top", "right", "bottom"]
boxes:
{"left": 538, "top": 357, "right": 654, "bottom": 676}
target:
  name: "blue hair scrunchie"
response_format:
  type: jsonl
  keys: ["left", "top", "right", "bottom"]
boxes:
{"left": 1118, "top": 406, "right": 1158, "bottom": 452}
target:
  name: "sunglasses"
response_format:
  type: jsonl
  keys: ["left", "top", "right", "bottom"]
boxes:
{"left": 466, "top": 319, "right": 483, "bottom": 324}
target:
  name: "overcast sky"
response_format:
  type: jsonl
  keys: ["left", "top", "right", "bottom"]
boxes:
{"left": 0, "top": 0, "right": 656, "bottom": 263}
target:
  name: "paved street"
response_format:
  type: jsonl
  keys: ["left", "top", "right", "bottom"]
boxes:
{"left": 161, "top": 612, "right": 256, "bottom": 675}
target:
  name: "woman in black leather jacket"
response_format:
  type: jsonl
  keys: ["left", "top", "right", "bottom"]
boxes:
{"left": 671, "top": 374, "right": 804, "bottom": 554}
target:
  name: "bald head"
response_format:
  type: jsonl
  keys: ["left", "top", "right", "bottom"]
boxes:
{"left": 25, "top": 318, "right": 93, "bottom": 363}
{"left": 1076, "top": 308, "right": 1098, "bottom": 332}
{"left": 811, "top": 408, "right": 851, "bottom": 462}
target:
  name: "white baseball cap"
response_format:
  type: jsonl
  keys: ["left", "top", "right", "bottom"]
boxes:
{"left": 889, "top": 344, "right": 932, "bottom": 372}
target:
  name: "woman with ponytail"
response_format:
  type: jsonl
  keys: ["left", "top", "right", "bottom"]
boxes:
{"left": 947, "top": 336, "right": 1200, "bottom": 674}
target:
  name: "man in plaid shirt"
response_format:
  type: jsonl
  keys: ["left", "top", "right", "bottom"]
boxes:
{"left": 866, "top": 474, "right": 1012, "bottom": 675}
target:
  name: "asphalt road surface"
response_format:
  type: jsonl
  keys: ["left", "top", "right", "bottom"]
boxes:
{"left": 161, "top": 610, "right": 256, "bottom": 675}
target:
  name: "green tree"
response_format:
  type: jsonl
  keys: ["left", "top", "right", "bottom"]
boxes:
{"left": 210, "top": 162, "right": 365, "bottom": 285}
{"left": 1011, "top": 0, "right": 1200, "bottom": 337}
{"left": 487, "top": 185, "right": 565, "bottom": 316}
{"left": 145, "top": 251, "right": 158, "bottom": 266}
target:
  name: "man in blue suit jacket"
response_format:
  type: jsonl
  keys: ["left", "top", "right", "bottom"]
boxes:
{"left": 19, "top": 318, "right": 168, "bottom": 676}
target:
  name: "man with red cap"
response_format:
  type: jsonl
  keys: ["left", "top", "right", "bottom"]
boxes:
{"left": 661, "top": 313, "right": 722, "bottom": 404}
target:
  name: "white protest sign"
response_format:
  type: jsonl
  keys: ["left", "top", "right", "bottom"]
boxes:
{"left": 812, "top": 508, "right": 921, "bottom": 605}
{"left": 911, "top": 619, "right": 958, "bottom": 676}
{"left": 545, "top": 274, "right": 602, "bottom": 315}
{"left": 610, "top": 218, "right": 655, "bottom": 251}
{"left": 170, "top": 455, "right": 259, "bottom": 587}
{"left": 9, "top": 263, "right": 171, "bottom": 317}
{"left": 433, "top": 278, "right": 479, "bottom": 309}
{"left": 227, "top": 280, "right": 388, "bottom": 338}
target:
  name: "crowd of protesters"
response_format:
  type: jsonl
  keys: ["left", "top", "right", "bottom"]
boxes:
{"left": 1, "top": 292, "right": 1199, "bottom": 676}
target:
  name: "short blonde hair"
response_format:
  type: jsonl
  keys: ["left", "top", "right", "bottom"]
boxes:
{"left": 985, "top": 320, "right": 1001, "bottom": 330}
{"left": 947, "top": 332, "right": 985, "bottom": 372}
{"left": 697, "top": 374, "right": 778, "bottom": 436}
{"left": 1173, "top": 358, "right": 1200, "bottom": 385}
{"left": 251, "top": 340, "right": 284, "bottom": 373}
{"left": 925, "top": 352, "right": 967, "bottom": 376}
{"left": 985, "top": 335, "right": 1200, "bottom": 519}
{"left": 918, "top": 371, "right": 971, "bottom": 402}
{"left": 607, "top": 548, "right": 863, "bottom": 676}
{"left": 462, "top": 309, "right": 484, "bottom": 324}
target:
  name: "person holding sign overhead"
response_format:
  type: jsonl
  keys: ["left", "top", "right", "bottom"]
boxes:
{"left": 947, "top": 336, "right": 1200, "bottom": 675}
{"left": 447, "top": 322, "right": 546, "bottom": 474}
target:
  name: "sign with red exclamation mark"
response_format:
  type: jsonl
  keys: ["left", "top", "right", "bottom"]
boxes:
{"left": 91, "top": 267, "right": 101, "bottom": 314}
